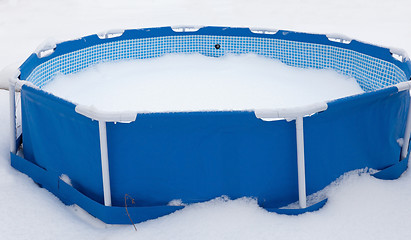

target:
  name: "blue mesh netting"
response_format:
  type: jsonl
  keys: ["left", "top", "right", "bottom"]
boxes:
{"left": 25, "top": 35, "right": 407, "bottom": 92}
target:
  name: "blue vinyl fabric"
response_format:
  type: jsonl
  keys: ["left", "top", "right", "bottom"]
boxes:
{"left": 20, "top": 84, "right": 408, "bottom": 207}
{"left": 15, "top": 26, "right": 411, "bottom": 224}
{"left": 20, "top": 86, "right": 104, "bottom": 202}
{"left": 106, "top": 87, "right": 409, "bottom": 209}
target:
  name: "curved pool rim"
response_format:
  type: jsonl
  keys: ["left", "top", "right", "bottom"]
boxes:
{"left": 9, "top": 26, "right": 411, "bottom": 224}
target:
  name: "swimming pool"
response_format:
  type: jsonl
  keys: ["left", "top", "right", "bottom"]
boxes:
{"left": 9, "top": 26, "right": 411, "bottom": 224}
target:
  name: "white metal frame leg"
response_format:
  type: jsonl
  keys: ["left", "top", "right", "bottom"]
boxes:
{"left": 98, "top": 120, "right": 112, "bottom": 206}
{"left": 296, "top": 116, "right": 307, "bottom": 208}
{"left": 401, "top": 99, "right": 411, "bottom": 160}
{"left": 9, "top": 81, "right": 16, "bottom": 154}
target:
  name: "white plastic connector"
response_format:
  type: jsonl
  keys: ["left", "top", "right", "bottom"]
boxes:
{"left": 8, "top": 73, "right": 37, "bottom": 92}
{"left": 390, "top": 48, "right": 409, "bottom": 63}
{"left": 0, "top": 63, "right": 20, "bottom": 90}
{"left": 15, "top": 80, "right": 37, "bottom": 91}
{"left": 394, "top": 81, "right": 411, "bottom": 92}
{"left": 4, "top": 69, "right": 20, "bottom": 88}
{"left": 35, "top": 39, "right": 58, "bottom": 58}
{"left": 171, "top": 26, "right": 202, "bottom": 32}
{"left": 250, "top": 28, "right": 278, "bottom": 35}
{"left": 97, "top": 29, "right": 125, "bottom": 39}
{"left": 254, "top": 102, "right": 328, "bottom": 121}
{"left": 75, "top": 105, "right": 137, "bottom": 123}
{"left": 326, "top": 33, "right": 352, "bottom": 44}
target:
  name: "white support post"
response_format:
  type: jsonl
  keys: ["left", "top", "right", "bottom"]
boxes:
{"left": 75, "top": 105, "right": 138, "bottom": 207}
{"left": 401, "top": 99, "right": 411, "bottom": 160}
{"left": 98, "top": 120, "right": 112, "bottom": 207}
{"left": 295, "top": 116, "right": 307, "bottom": 208}
{"left": 255, "top": 102, "right": 327, "bottom": 209}
{"left": 9, "top": 80, "right": 16, "bottom": 154}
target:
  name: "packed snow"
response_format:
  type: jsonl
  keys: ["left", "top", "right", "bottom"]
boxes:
{"left": 43, "top": 53, "right": 364, "bottom": 112}
{"left": 1, "top": 0, "right": 411, "bottom": 240}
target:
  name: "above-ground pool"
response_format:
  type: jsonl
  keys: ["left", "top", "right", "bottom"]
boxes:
{"left": 9, "top": 26, "right": 411, "bottom": 224}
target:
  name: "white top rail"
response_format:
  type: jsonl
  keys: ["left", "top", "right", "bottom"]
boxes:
{"left": 394, "top": 81, "right": 411, "bottom": 92}
{"left": 75, "top": 105, "right": 137, "bottom": 123}
{"left": 254, "top": 102, "right": 328, "bottom": 121}
{"left": 75, "top": 103, "right": 329, "bottom": 123}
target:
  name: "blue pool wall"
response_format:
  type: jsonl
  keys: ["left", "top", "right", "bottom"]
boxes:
{"left": 19, "top": 83, "right": 409, "bottom": 208}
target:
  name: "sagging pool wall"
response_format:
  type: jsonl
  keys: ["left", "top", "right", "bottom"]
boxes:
{"left": 14, "top": 26, "right": 411, "bottom": 223}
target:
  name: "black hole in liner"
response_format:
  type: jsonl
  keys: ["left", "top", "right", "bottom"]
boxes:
{"left": 215, "top": 44, "right": 221, "bottom": 49}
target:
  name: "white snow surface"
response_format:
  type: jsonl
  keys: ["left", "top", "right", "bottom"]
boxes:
{"left": 1, "top": 0, "right": 411, "bottom": 240}
{"left": 43, "top": 53, "right": 364, "bottom": 112}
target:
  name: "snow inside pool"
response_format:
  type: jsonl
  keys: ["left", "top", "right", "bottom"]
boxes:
{"left": 43, "top": 53, "right": 364, "bottom": 112}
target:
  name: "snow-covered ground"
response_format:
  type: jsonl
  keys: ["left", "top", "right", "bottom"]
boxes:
{"left": 0, "top": 0, "right": 411, "bottom": 239}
